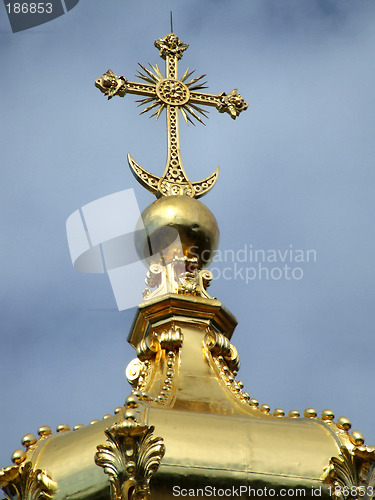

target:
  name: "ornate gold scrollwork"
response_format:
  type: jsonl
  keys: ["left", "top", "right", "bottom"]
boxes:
{"left": 125, "top": 359, "right": 148, "bottom": 388}
{"left": 205, "top": 331, "right": 240, "bottom": 373}
{"left": 321, "top": 446, "right": 375, "bottom": 500}
{"left": 136, "top": 333, "right": 160, "bottom": 362}
{"left": 0, "top": 462, "right": 57, "bottom": 500}
{"left": 126, "top": 334, "right": 159, "bottom": 391}
{"left": 198, "top": 269, "right": 214, "bottom": 299}
{"left": 159, "top": 326, "right": 183, "bottom": 351}
{"left": 143, "top": 264, "right": 168, "bottom": 300}
{"left": 126, "top": 325, "right": 182, "bottom": 401}
{"left": 143, "top": 258, "right": 214, "bottom": 301}
{"left": 177, "top": 269, "right": 214, "bottom": 299}
{"left": 204, "top": 330, "right": 251, "bottom": 405}
{"left": 95, "top": 401, "right": 165, "bottom": 500}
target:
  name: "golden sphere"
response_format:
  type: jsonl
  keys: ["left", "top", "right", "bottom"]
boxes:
{"left": 303, "top": 408, "right": 317, "bottom": 418}
{"left": 56, "top": 424, "right": 70, "bottom": 433}
{"left": 135, "top": 195, "right": 219, "bottom": 268}
{"left": 288, "top": 410, "right": 300, "bottom": 418}
{"left": 21, "top": 433, "right": 37, "bottom": 448}
{"left": 337, "top": 416, "right": 352, "bottom": 432}
{"left": 38, "top": 425, "right": 52, "bottom": 437}
{"left": 126, "top": 461, "right": 136, "bottom": 474}
{"left": 249, "top": 399, "right": 259, "bottom": 407}
{"left": 11, "top": 449, "right": 27, "bottom": 465}
{"left": 273, "top": 408, "right": 285, "bottom": 417}
{"left": 260, "top": 404, "right": 270, "bottom": 414}
{"left": 73, "top": 424, "right": 84, "bottom": 431}
{"left": 125, "top": 409, "right": 138, "bottom": 420}
{"left": 350, "top": 430, "right": 365, "bottom": 446}
{"left": 125, "top": 395, "right": 139, "bottom": 408}
{"left": 321, "top": 409, "right": 335, "bottom": 422}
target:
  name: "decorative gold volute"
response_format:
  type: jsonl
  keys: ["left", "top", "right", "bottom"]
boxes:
{"left": 95, "top": 32, "right": 248, "bottom": 198}
{"left": 125, "top": 324, "right": 182, "bottom": 406}
{"left": 205, "top": 330, "right": 240, "bottom": 373}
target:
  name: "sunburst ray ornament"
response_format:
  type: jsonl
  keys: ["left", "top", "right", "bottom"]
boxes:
{"left": 95, "top": 33, "right": 248, "bottom": 198}
{"left": 135, "top": 64, "right": 208, "bottom": 124}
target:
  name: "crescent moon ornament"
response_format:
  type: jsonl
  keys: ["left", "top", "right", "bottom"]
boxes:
{"left": 95, "top": 33, "right": 248, "bottom": 199}
{"left": 127, "top": 153, "right": 159, "bottom": 197}
{"left": 128, "top": 153, "right": 219, "bottom": 199}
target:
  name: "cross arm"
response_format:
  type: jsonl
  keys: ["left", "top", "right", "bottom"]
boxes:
{"left": 189, "top": 89, "right": 248, "bottom": 119}
{"left": 95, "top": 69, "right": 156, "bottom": 100}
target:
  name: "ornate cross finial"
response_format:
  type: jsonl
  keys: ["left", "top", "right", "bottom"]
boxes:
{"left": 95, "top": 33, "right": 248, "bottom": 198}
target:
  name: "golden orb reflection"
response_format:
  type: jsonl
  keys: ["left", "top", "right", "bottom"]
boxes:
{"left": 135, "top": 195, "right": 219, "bottom": 268}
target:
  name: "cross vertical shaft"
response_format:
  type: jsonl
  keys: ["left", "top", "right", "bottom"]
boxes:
{"left": 160, "top": 46, "right": 194, "bottom": 196}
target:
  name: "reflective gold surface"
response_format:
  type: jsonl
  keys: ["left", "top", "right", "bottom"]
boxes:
{"left": 2, "top": 293, "right": 375, "bottom": 500}
{"left": 135, "top": 195, "right": 219, "bottom": 267}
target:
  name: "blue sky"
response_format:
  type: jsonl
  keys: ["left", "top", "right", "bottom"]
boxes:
{"left": 1, "top": 0, "right": 375, "bottom": 467}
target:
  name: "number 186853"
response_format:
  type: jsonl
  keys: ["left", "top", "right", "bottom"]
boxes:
{"left": 6, "top": 3, "right": 53, "bottom": 14}
{"left": 328, "top": 485, "right": 374, "bottom": 498}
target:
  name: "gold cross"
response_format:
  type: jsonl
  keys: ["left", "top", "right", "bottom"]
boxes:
{"left": 95, "top": 33, "right": 248, "bottom": 199}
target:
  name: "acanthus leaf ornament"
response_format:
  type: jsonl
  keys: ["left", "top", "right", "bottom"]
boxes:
{"left": 321, "top": 446, "right": 375, "bottom": 500}
{"left": 95, "top": 411, "right": 165, "bottom": 500}
{"left": 95, "top": 32, "right": 248, "bottom": 199}
{"left": 0, "top": 462, "right": 57, "bottom": 500}
{"left": 0, "top": 466, "right": 20, "bottom": 492}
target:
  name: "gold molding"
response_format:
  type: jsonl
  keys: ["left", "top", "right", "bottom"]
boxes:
{"left": 128, "top": 294, "right": 238, "bottom": 349}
